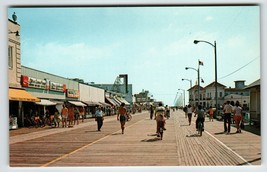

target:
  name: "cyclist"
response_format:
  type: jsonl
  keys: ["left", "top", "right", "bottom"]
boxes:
{"left": 194, "top": 105, "right": 205, "bottom": 131}
{"left": 154, "top": 102, "right": 166, "bottom": 137}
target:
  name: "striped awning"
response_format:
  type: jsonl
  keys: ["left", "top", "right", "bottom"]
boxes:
{"left": 68, "top": 101, "right": 87, "bottom": 106}
{"left": 36, "top": 99, "right": 56, "bottom": 106}
{"left": 83, "top": 101, "right": 102, "bottom": 106}
{"left": 99, "top": 102, "right": 111, "bottom": 107}
{"left": 105, "top": 97, "right": 117, "bottom": 106}
{"left": 114, "top": 96, "right": 130, "bottom": 105}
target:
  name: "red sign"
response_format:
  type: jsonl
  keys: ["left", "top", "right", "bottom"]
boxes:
{"left": 21, "top": 75, "right": 66, "bottom": 92}
{"left": 21, "top": 75, "right": 29, "bottom": 87}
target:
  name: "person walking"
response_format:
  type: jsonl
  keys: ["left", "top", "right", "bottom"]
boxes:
{"left": 95, "top": 107, "right": 104, "bottom": 131}
{"left": 79, "top": 106, "right": 85, "bottom": 122}
{"left": 183, "top": 105, "right": 188, "bottom": 118}
{"left": 74, "top": 107, "right": 80, "bottom": 125}
{"left": 61, "top": 104, "right": 68, "bottom": 128}
{"left": 68, "top": 105, "right": 74, "bottom": 127}
{"left": 117, "top": 103, "right": 127, "bottom": 134}
{"left": 187, "top": 104, "right": 193, "bottom": 125}
{"left": 223, "top": 101, "right": 233, "bottom": 134}
{"left": 53, "top": 108, "right": 60, "bottom": 127}
{"left": 208, "top": 106, "right": 214, "bottom": 122}
{"left": 233, "top": 101, "right": 243, "bottom": 133}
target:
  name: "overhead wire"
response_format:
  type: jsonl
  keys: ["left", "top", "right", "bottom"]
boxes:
{"left": 218, "top": 56, "right": 259, "bottom": 80}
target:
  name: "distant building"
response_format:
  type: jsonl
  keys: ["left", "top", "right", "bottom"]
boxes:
{"left": 187, "top": 81, "right": 226, "bottom": 108}
{"left": 224, "top": 80, "right": 250, "bottom": 108}
{"left": 94, "top": 83, "right": 133, "bottom": 105}
{"left": 187, "top": 80, "right": 251, "bottom": 109}
{"left": 134, "top": 90, "right": 154, "bottom": 104}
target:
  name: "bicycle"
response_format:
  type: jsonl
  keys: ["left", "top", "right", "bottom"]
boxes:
{"left": 158, "top": 120, "right": 164, "bottom": 140}
{"left": 197, "top": 121, "right": 203, "bottom": 136}
{"left": 126, "top": 113, "right": 132, "bottom": 121}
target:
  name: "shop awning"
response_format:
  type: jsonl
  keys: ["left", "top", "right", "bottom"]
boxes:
{"left": 9, "top": 88, "right": 40, "bottom": 102}
{"left": 83, "top": 101, "right": 102, "bottom": 106}
{"left": 68, "top": 101, "right": 87, "bottom": 106}
{"left": 105, "top": 97, "right": 117, "bottom": 106}
{"left": 115, "top": 96, "right": 130, "bottom": 105}
{"left": 99, "top": 102, "right": 111, "bottom": 107}
{"left": 35, "top": 99, "right": 57, "bottom": 106}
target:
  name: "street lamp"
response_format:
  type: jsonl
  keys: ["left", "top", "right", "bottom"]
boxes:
{"left": 178, "top": 89, "right": 185, "bottom": 107}
{"left": 185, "top": 60, "right": 203, "bottom": 106}
{"left": 194, "top": 40, "right": 217, "bottom": 116}
{"left": 181, "top": 78, "right": 192, "bottom": 88}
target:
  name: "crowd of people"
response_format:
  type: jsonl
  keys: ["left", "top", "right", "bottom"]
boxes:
{"left": 20, "top": 100, "right": 246, "bottom": 139}
{"left": 182, "top": 100, "right": 245, "bottom": 134}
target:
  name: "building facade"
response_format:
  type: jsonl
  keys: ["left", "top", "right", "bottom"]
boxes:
{"left": 8, "top": 17, "right": 40, "bottom": 128}
{"left": 187, "top": 81, "right": 251, "bottom": 110}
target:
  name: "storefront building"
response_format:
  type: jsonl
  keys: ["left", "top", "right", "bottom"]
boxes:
{"left": 8, "top": 16, "right": 40, "bottom": 128}
{"left": 21, "top": 66, "right": 87, "bottom": 120}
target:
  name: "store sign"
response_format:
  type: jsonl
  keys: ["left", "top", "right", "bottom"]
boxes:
{"left": 21, "top": 75, "right": 66, "bottom": 92}
{"left": 50, "top": 82, "right": 66, "bottom": 92}
{"left": 21, "top": 75, "right": 29, "bottom": 87}
{"left": 66, "top": 89, "right": 79, "bottom": 98}
{"left": 28, "top": 77, "right": 46, "bottom": 89}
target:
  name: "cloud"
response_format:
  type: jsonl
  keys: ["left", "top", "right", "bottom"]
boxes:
{"left": 205, "top": 16, "right": 214, "bottom": 21}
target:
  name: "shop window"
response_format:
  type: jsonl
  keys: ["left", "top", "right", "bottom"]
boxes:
{"left": 8, "top": 46, "right": 13, "bottom": 69}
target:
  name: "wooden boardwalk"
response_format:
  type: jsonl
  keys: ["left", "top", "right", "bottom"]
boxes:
{"left": 9, "top": 110, "right": 261, "bottom": 167}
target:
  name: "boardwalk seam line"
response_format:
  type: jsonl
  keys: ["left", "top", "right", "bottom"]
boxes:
{"left": 41, "top": 118, "right": 145, "bottom": 167}
{"left": 205, "top": 130, "right": 252, "bottom": 166}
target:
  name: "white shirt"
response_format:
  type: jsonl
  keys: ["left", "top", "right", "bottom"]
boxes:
{"left": 234, "top": 106, "right": 242, "bottom": 116}
{"left": 223, "top": 104, "right": 233, "bottom": 113}
{"left": 187, "top": 107, "right": 193, "bottom": 114}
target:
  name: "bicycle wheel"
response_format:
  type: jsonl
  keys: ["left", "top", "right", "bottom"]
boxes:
{"left": 127, "top": 114, "right": 132, "bottom": 121}
{"left": 198, "top": 122, "right": 202, "bottom": 136}
{"left": 159, "top": 127, "right": 163, "bottom": 140}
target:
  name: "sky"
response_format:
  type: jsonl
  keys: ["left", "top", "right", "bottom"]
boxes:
{"left": 7, "top": 6, "right": 260, "bottom": 106}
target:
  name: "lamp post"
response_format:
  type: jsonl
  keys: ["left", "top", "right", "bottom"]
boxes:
{"left": 185, "top": 60, "right": 203, "bottom": 106}
{"left": 178, "top": 89, "right": 185, "bottom": 107}
{"left": 194, "top": 40, "right": 217, "bottom": 116}
{"left": 181, "top": 78, "right": 192, "bottom": 88}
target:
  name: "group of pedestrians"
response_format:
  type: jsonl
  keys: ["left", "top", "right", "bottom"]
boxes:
{"left": 60, "top": 104, "right": 85, "bottom": 128}
{"left": 182, "top": 100, "right": 244, "bottom": 134}
{"left": 223, "top": 100, "right": 243, "bottom": 134}
{"left": 92, "top": 102, "right": 131, "bottom": 134}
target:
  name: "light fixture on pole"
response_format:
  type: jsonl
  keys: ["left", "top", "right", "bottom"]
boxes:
{"left": 181, "top": 78, "right": 192, "bottom": 88}
{"left": 185, "top": 60, "right": 203, "bottom": 106}
{"left": 194, "top": 40, "right": 217, "bottom": 116}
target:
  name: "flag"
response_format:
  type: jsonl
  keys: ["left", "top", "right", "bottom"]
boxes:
{"left": 199, "top": 60, "right": 204, "bottom": 66}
